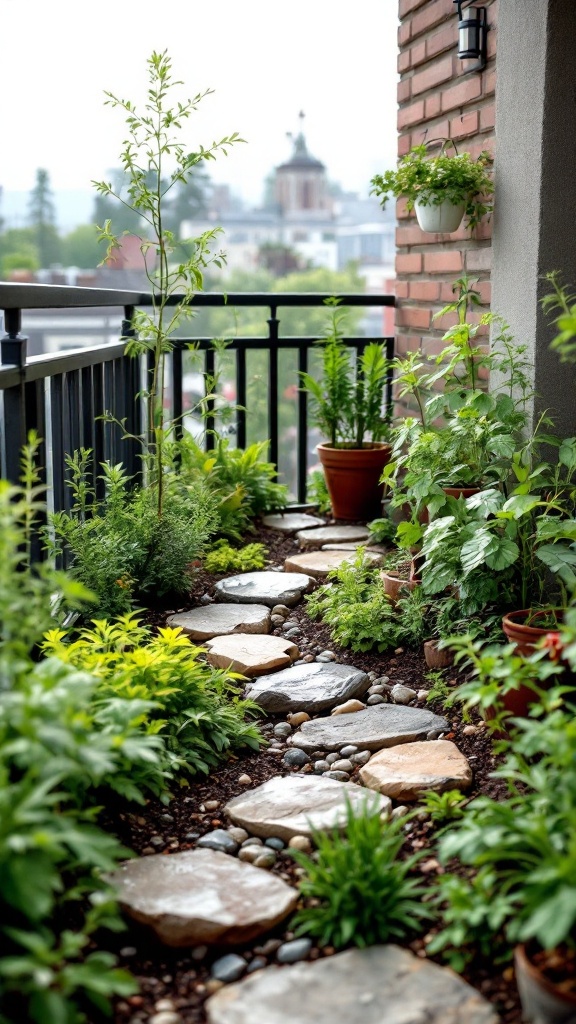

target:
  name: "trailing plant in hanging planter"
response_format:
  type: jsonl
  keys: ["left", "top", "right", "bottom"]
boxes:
{"left": 370, "top": 140, "right": 494, "bottom": 234}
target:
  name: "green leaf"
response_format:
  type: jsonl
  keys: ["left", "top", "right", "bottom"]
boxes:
{"left": 484, "top": 535, "right": 520, "bottom": 571}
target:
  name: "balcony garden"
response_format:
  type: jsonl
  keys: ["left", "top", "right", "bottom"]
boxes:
{"left": 2, "top": 49, "right": 576, "bottom": 1024}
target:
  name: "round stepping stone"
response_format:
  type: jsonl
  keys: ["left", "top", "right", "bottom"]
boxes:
{"left": 167, "top": 605, "right": 271, "bottom": 641}
{"left": 262, "top": 513, "right": 326, "bottom": 533}
{"left": 224, "top": 774, "right": 390, "bottom": 842}
{"left": 359, "top": 740, "right": 472, "bottom": 802}
{"left": 108, "top": 849, "right": 298, "bottom": 947}
{"left": 296, "top": 525, "right": 370, "bottom": 550}
{"left": 205, "top": 944, "right": 500, "bottom": 1024}
{"left": 214, "top": 572, "right": 313, "bottom": 608}
{"left": 204, "top": 634, "right": 299, "bottom": 678}
{"left": 284, "top": 549, "right": 382, "bottom": 580}
{"left": 288, "top": 705, "right": 449, "bottom": 753}
{"left": 245, "top": 663, "right": 369, "bottom": 714}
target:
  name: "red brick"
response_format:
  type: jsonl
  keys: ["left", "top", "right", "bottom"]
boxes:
{"left": 474, "top": 218, "right": 494, "bottom": 241}
{"left": 396, "top": 253, "right": 423, "bottom": 274}
{"left": 398, "top": 50, "right": 412, "bottom": 74}
{"left": 424, "top": 250, "right": 464, "bottom": 274}
{"left": 480, "top": 104, "right": 496, "bottom": 131}
{"left": 396, "top": 197, "right": 413, "bottom": 219}
{"left": 398, "top": 134, "right": 412, "bottom": 157}
{"left": 487, "top": 25, "right": 497, "bottom": 58}
{"left": 398, "top": 79, "right": 412, "bottom": 104}
{"left": 440, "top": 280, "right": 460, "bottom": 301}
{"left": 465, "top": 247, "right": 492, "bottom": 272}
{"left": 399, "top": 0, "right": 427, "bottom": 17}
{"left": 441, "top": 77, "right": 483, "bottom": 112}
{"left": 476, "top": 280, "right": 491, "bottom": 304}
{"left": 425, "top": 93, "right": 442, "bottom": 119}
{"left": 398, "top": 100, "right": 425, "bottom": 130}
{"left": 412, "top": 55, "right": 454, "bottom": 96}
{"left": 397, "top": 306, "right": 432, "bottom": 330}
{"left": 396, "top": 224, "right": 427, "bottom": 247}
{"left": 409, "top": 280, "right": 441, "bottom": 302}
{"left": 412, "top": 0, "right": 455, "bottom": 37}
{"left": 395, "top": 280, "right": 410, "bottom": 299}
{"left": 483, "top": 69, "right": 497, "bottom": 96}
{"left": 426, "top": 24, "right": 455, "bottom": 59}
{"left": 398, "top": 21, "right": 412, "bottom": 47}
{"left": 412, "top": 120, "right": 450, "bottom": 146}
{"left": 450, "top": 110, "right": 479, "bottom": 139}
{"left": 411, "top": 41, "right": 427, "bottom": 67}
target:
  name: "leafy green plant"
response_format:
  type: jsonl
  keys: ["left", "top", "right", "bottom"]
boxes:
{"left": 204, "top": 539, "right": 268, "bottom": 573}
{"left": 306, "top": 468, "right": 331, "bottom": 514}
{"left": 370, "top": 141, "right": 494, "bottom": 232}
{"left": 94, "top": 50, "right": 243, "bottom": 513}
{"left": 300, "top": 298, "right": 391, "bottom": 448}
{"left": 50, "top": 450, "right": 220, "bottom": 617}
{"left": 367, "top": 514, "right": 397, "bottom": 546}
{"left": 425, "top": 670, "right": 455, "bottom": 709}
{"left": 43, "top": 615, "right": 264, "bottom": 780}
{"left": 291, "top": 798, "right": 434, "bottom": 949}
{"left": 419, "top": 789, "right": 468, "bottom": 824}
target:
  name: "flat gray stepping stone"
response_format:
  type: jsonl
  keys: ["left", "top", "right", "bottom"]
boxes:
{"left": 284, "top": 549, "right": 382, "bottom": 580}
{"left": 108, "top": 849, "right": 297, "bottom": 948}
{"left": 167, "top": 604, "right": 271, "bottom": 641}
{"left": 321, "top": 542, "right": 388, "bottom": 553}
{"left": 288, "top": 705, "right": 449, "bottom": 753}
{"left": 359, "top": 740, "right": 472, "bottom": 802}
{"left": 206, "top": 944, "right": 500, "bottom": 1024}
{"left": 262, "top": 513, "right": 326, "bottom": 533}
{"left": 215, "top": 572, "right": 313, "bottom": 608}
{"left": 204, "top": 634, "right": 299, "bottom": 677}
{"left": 246, "top": 663, "right": 370, "bottom": 714}
{"left": 297, "top": 525, "right": 370, "bottom": 549}
{"left": 224, "top": 774, "right": 390, "bottom": 842}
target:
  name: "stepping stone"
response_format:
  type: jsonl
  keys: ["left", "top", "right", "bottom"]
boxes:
{"left": 108, "top": 849, "right": 298, "bottom": 948}
{"left": 167, "top": 604, "right": 271, "bottom": 641}
{"left": 246, "top": 662, "right": 370, "bottom": 714}
{"left": 206, "top": 944, "right": 500, "bottom": 1024}
{"left": 321, "top": 542, "right": 388, "bottom": 553}
{"left": 296, "top": 525, "right": 370, "bottom": 550}
{"left": 215, "top": 572, "right": 313, "bottom": 608}
{"left": 288, "top": 705, "right": 449, "bottom": 753}
{"left": 204, "top": 634, "right": 299, "bottom": 677}
{"left": 224, "top": 774, "right": 390, "bottom": 842}
{"left": 262, "top": 513, "right": 326, "bottom": 533}
{"left": 284, "top": 549, "right": 382, "bottom": 580}
{"left": 359, "top": 740, "right": 473, "bottom": 802}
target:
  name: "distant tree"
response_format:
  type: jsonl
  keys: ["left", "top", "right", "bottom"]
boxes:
{"left": 92, "top": 169, "right": 148, "bottom": 236}
{"left": 0, "top": 227, "right": 40, "bottom": 277}
{"left": 61, "top": 224, "right": 106, "bottom": 269}
{"left": 28, "top": 169, "right": 61, "bottom": 267}
{"left": 257, "top": 242, "right": 308, "bottom": 276}
{"left": 163, "top": 169, "right": 210, "bottom": 237}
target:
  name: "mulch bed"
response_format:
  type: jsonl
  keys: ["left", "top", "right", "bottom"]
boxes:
{"left": 92, "top": 517, "right": 523, "bottom": 1024}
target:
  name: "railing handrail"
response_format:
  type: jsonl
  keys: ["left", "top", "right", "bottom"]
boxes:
{"left": 0, "top": 282, "right": 395, "bottom": 312}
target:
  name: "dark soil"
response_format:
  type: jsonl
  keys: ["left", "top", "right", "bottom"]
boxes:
{"left": 94, "top": 517, "right": 524, "bottom": 1024}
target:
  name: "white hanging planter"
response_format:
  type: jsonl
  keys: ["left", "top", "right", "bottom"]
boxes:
{"left": 415, "top": 196, "right": 466, "bottom": 233}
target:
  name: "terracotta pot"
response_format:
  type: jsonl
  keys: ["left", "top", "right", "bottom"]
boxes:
{"left": 381, "top": 569, "right": 418, "bottom": 605}
{"left": 502, "top": 608, "right": 563, "bottom": 658}
{"left": 424, "top": 638, "right": 454, "bottom": 669}
{"left": 317, "top": 442, "right": 391, "bottom": 522}
{"left": 514, "top": 944, "right": 576, "bottom": 1024}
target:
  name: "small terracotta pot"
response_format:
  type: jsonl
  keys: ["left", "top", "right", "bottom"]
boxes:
{"left": 514, "top": 944, "right": 576, "bottom": 1024}
{"left": 502, "top": 608, "right": 563, "bottom": 657}
{"left": 317, "top": 442, "right": 391, "bottom": 522}
{"left": 382, "top": 569, "right": 418, "bottom": 605}
{"left": 424, "top": 638, "right": 453, "bottom": 669}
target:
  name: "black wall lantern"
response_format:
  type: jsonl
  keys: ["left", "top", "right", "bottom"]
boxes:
{"left": 453, "top": 1, "right": 488, "bottom": 72}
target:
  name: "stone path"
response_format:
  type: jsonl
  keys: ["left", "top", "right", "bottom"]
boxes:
{"left": 108, "top": 520, "right": 482, "bottom": 1019}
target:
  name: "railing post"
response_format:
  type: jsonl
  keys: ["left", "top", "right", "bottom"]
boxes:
{"left": 1, "top": 308, "right": 29, "bottom": 483}
{"left": 121, "top": 308, "right": 143, "bottom": 484}
{"left": 267, "top": 304, "right": 279, "bottom": 471}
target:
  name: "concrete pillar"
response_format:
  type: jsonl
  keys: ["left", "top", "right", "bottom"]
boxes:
{"left": 490, "top": 0, "right": 576, "bottom": 437}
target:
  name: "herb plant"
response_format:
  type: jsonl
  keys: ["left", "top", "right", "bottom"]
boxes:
{"left": 370, "top": 141, "right": 494, "bottom": 232}
{"left": 204, "top": 539, "right": 268, "bottom": 574}
{"left": 291, "top": 798, "right": 434, "bottom": 949}
{"left": 419, "top": 789, "right": 468, "bottom": 824}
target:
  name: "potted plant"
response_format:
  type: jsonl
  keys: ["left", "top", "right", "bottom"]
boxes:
{"left": 427, "top": 676, "right": 576, "bottom": 1021}
{"left": 370, "top": 140, "right": 494, "bottom": 234}
{"left": 300, "top": 298, "right": 392, "bottom": 521}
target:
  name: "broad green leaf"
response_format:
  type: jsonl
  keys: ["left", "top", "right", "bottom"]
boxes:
{"left": 502, "top": 494, "right": 541, "bottom": 518}
{"left": 484, "top": 535, "right": 519, "bottom": 570}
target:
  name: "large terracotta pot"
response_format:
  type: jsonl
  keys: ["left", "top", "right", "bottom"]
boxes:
{"left": 514, "top": 944, "right": 576, "bottom": 1024}
{"left": 502, "top": 608, "right": 563, "bottom": 658}
{"left": 317, "top": 442, "right": 391, "bottom": 521}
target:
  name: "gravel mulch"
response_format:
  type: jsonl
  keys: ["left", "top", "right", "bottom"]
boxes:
{"left": 90, "top": 516, "right": 524, "bottom": 1024}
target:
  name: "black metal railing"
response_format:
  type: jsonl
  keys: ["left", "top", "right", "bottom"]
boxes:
{"left": 0, "top": 283, "right": 395, "bottom": 518}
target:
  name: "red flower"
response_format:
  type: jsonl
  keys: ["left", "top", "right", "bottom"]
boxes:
{"left": 541, "top": 631, "right": 564, "bottom": 662}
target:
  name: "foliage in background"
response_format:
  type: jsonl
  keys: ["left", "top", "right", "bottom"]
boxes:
{"left": 306, "top": 468, "right": 331, "bottom": 514}
{"left": 291, "top": 799, "right": 434, "bottom": 949}
{"left": 204, "top": 539, "right": 267, "bottom": 574}
{"left": 50, "top": 450, "right": 219, "bottom": 617}
{"left": 43, "top": 615, "right": 264, "bottom": 782}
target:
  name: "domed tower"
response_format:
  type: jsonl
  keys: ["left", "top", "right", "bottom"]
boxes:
{"left": 274, "top": 112, "right": 332, "bottom": 219}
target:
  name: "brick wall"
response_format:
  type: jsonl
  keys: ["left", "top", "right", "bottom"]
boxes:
{"left": 395, "top": 0, "right": 497, "bottom": 376}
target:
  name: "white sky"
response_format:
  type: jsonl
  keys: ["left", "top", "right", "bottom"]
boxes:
{"left": 1, "top": 0, "right": 399, "bottom": 211}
